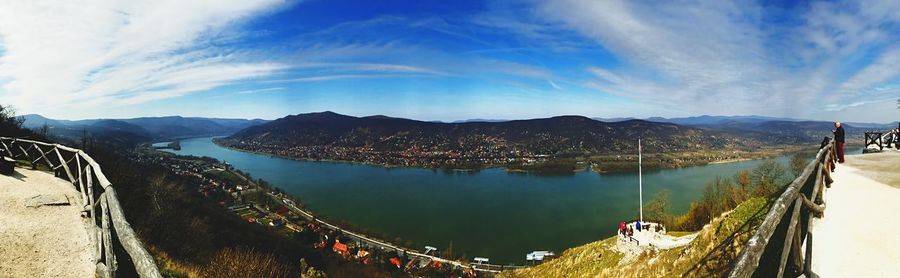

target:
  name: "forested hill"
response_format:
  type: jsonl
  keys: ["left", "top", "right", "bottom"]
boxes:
{"left": 226, "top": 111, "right": 764, "bottom": 155}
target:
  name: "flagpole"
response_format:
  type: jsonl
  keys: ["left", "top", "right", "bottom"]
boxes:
{"left": 639, "top": 138, "right": 643, "bottom": 224}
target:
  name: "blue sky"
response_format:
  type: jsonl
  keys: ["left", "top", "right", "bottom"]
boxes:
{"left": 0, "top": 0, "right": 898, "bottom": 122}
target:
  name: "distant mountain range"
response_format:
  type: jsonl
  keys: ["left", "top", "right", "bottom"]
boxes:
{"left": 225, "top": 111, "right": 766, "bottom": 155}
{"left": 594, "top": 115, "right": 797, "bottom": 124}
{"left": 645, "top": 115, "right": 801, "bottom": 126}
{"left": 20, "top": 112, "right": 894, "bottom": 149}
{"left": 21, "top": 114, "right": 269, "bottom": 143}
{"left": 221, "top": 111, "right": 895, "bottom": 162}
{"left": 596, "top": 115, "right": 897, "bottom": 130}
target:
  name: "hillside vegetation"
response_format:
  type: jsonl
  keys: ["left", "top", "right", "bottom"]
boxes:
{"left": 218, "top": 111, "right": 795, "bottom": 173}
{"left": 500, "top": 197, "right": 770, "bottom": 278}
{"left": 501, "top": 156, "right": 800, "bottom": 277}
{"left": 226, "top": 111, "right": 759, "bottom": 154}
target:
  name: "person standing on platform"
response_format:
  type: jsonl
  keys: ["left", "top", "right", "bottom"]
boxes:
{"left": 833, "top": 122, "right": 845, "bottom": 163}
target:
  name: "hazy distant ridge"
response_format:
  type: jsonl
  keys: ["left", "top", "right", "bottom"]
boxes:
{"left": 21, "top": 114, "right": 269, "bottom": 142}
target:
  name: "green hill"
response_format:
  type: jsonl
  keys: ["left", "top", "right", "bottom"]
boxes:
{"left": 500, "top": 197, "right": 769, "bottom": 278}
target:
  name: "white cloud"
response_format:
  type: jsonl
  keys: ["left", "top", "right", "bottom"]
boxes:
{"left": 232, "top": 87, "right": 286, "bottom": 95}
{"left": 547, "top": 80, "right": 562, "bottom": 91}
{"left": 518, "top": 0, "right": 900, "bottom": 121}
{"left": 265, "top": 74, "right": 420, "bottom": 83}
{"left": 292, "top": 62, "right": 449, "bottom": 76}
{"left": 0, "top": 0, "right": 290, "bottom": 118}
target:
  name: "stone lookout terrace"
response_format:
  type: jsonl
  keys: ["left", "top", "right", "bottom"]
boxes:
{"left": 0, "top": 167, "right": 94, "bottom": 277}
{"left": 0, "top": 137, "right": 161, "bottom": 278}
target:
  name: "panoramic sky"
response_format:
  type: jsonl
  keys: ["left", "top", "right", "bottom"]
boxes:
{"left": 0, "top": 0, "right": 899, "bottom": 122}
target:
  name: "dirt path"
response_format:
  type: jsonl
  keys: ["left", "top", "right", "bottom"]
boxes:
{"left": 811, "top": 152, "right": 900, "bottom": 277}
{"left": 0, "top": 168, "right": 94, "bottom": 277}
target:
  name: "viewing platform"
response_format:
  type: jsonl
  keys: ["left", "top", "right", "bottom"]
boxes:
{"left": 0, "top": 168, "right": 94, "bottom": 277}
{"left": 811, "top": 150, "right": 900, "bottom": 277}
{"left": 614, "top": 221, "right": 698, "bottom": 264}
{"left": 0, "top": 137, "right": 161, "bottom": 278}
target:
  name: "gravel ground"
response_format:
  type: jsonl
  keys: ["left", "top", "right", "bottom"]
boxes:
{"left": 811, "top": 153, "right": 900, "bottom": 278}
{"left": 0, "top": 168, "right": 94, "bottom": 277}
{"left": 843, "top": 151, "right": 900, "bottom": 187}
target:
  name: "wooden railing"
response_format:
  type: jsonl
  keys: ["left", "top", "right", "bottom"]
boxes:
{"left": 728, "top": 139, "right": 837, "bottom": 278}
{"left": 864, "top": 128, "right": 898, "bottom": 152}
{"left": 0, "top": 137, "right": 161, "bottom": 278}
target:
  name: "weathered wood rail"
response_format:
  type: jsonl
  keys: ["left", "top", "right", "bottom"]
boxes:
{"left": 728, "top": 138, "right": 837, "bottom": 278}
{"left": 0, "top": 137, "right": 162, "bottom": 278}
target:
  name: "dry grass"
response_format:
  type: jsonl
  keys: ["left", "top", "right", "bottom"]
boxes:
{"left": 148, "top": 246, "right": 201, "bottom": 277}
{"left": 149, "top": 246, "right": 300, "bottom": 278}
{"left": 500, "top": 197, "right": 769, "bottom": 278}
{"left": 500, "top": 237, "right": 623, "bottom": 278}
{"left": 198, "top": 247, "right": 294, "bottom": 278}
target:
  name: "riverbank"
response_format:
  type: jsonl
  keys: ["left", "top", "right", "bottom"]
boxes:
{"left": 161, "top": 136, "right": 808, "bottom": 264}
{"left": 213, "top": 138, "right": 810, "bottom": 175}
{"left": 141, "top": 148, "right": 493, "bottom": 276}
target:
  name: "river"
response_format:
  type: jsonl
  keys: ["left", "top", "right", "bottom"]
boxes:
{"left": 161, "top": 137, "right": 846, "bottom": 264}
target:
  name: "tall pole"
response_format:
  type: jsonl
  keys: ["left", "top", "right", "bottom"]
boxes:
{"left": 639, "top": 138, "right": 643, "bottom": 224}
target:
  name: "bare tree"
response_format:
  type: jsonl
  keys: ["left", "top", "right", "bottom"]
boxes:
{"left": 38, "top": 121, "right": 50, "bottom": 136}
{"left": 644, "top": 189, "right": 673, "bottom": 226}
{"left": 751, "top": 160, "right": 787, "bottom": 197}
{"left": 789, "top": 153, "right": 807, "bottom": 178}
{"left": 0, "top": 104, "right": 25, "bottom": 135}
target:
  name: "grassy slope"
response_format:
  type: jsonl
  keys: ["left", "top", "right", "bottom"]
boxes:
{"left": 500, "top": 197, "right": 769, "bottom": 278}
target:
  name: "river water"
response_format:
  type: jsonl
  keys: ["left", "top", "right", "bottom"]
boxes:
{"left": 162, "top": 136, "right": 825, "bottom": 264}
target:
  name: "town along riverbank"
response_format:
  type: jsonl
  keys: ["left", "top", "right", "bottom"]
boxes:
{"left": 212, "top": 136, "right": 812, "bottom": 175}
{"left": 158, "top": 136, "right": 819, "bottom": 264}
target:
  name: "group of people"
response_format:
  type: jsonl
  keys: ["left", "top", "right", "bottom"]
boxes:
{"left": 618, "top": 221, "right": 633, "bottom": 238}
{"left": 617, "top": 221, "right": 665, "bottom": 239}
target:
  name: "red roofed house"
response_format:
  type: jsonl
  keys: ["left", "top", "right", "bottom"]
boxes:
{"left": 389, "top": 258, "right": 402, "bottom": 268}
{"left": 332, "top": 241, "right": 349, "bottom": 256}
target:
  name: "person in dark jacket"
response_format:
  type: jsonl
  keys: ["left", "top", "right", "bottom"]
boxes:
{"left": 833, "top": 122, "right": 845, "bottom": 163}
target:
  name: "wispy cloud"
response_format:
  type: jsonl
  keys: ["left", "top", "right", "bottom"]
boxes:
{"left": 2, "top": 0, "right": 897, "bottom": 122}
{"left": 0, "top": 0, "right": 290, "bottom": 117}
{"left": 547, "top": 80, "right": 562, "bottom": 91}
{"left": 265, "top": 74, "right": 423, "bottom": 83}
{"left": 497, "top": 0, "right": 900, "bottom": 120}
{"left": 292, "top": 62, "right": 449, "bottom": 76}
{"left": 824, "top": 97, "right": 898, "bottom": 111}
{"left": 232, "top": 87, "right": 287, "bottom": 95}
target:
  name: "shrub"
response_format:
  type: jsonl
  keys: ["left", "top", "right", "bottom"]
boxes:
{"left": 789, "top": 153, "right": 807, "bottom": 178}
{"left": 199, "top": 248, "right": 293, "bottom": 278}
{"left": 668, "top": 160, "right": 788, "bottom": 231}
{"left": 751, "top": 160, "right": 787, "bottom": 197}
{"left": 644, "top": 189, "right": 673, "bottom": 225}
